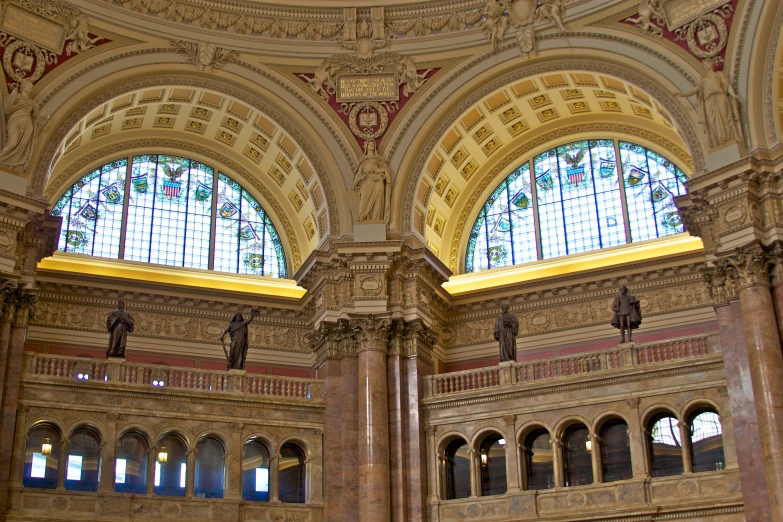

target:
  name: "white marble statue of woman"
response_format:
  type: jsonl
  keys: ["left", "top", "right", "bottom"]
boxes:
{"left": 0, "top": 80, "right": 45, "bottom": 173}
{"left": 677, "top": 58, "right": 744, "bottom": 149}
{"left": 353, "top": 140, "right": 391, "bottom": 223}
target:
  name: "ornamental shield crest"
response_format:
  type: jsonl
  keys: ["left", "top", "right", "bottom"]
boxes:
{"left": 508, "top": 0, "right": 537, "bottom": 27}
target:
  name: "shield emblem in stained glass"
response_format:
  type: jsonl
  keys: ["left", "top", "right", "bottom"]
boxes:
{"left": 563, "top": 147, "right": 587, "bottom": 186}
{"left": 651, "top": 185, "right": 669, "bottom": 203}
{"left": 131, "top": 175, "right": 148, "bottom": 194}
{"left": 488, "top": 245, "right": 507, "bottom": 263}
{"left": 101, "top": 184, "right": 122, "bottom": 204}
{"left": 496, "top": 217, "right": 511, "bottom": 232}
{"left": 79, "top": 204, "right": 98, "bottom": 221}
{"left": 238, "top": 224, "right": 257, "bottom": 241}
{"left": 627, "top": 167, "right": 646, "bottom": 186}
{"left": 194, "top": 182, "right": 212, "bottom": 202}
{"left": 661, "top": 211, "right": 682, "bottom": 230}
{"left": 536, "top": 171, "right": 554, "bottom": 192}
{"left": 513, "top": 193, "right": 530, "bottom": 210}
{"left": 219, "top": 201, "right": 238, "bottom": 219}
{"left": 66, "top": 230, "right": 87, "bottom": 247}
{"left": 163, "top": 180, "right": 181, "bottom": 198}
{"left": 244, "top": 253, "right": 264, "bottom": 270}
{"left": 599, "top": 159, "right": 615, "bottom": 178}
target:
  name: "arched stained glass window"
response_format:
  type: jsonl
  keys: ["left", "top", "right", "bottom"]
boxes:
{"left": 51, "top": 155, "right": 287, "bottom": 277}
{"left": 466, "top": 140, "right": 688, "bottom": 272}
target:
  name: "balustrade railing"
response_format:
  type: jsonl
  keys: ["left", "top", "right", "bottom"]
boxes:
{"left": 25, "top": 353, "right": 321, "bottom": 401}
{"left": 425, "top": 333, "right": 719, "bottom": 399}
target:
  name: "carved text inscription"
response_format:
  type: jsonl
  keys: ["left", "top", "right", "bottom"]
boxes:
{"left": 664, "top": 0, "right": 730, "bottom": 30}
{"left": 0, "top": 4, "right": 67, "bottom": 53}
{"left": 336, "top": 74, "right": 399, "bottom": 103}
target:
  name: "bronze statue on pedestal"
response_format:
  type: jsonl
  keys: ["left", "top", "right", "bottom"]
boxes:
{"left": 611, "top": 285, "right": 642, "bottom": 343}
{"left": 494, "top": 304, "right": 519, "bottom": 362}
{"left": 106, "top": 300, "right": 134, "bottom": 358}
{"left": 219, "top": 308, "right": 260, "bottom": 370}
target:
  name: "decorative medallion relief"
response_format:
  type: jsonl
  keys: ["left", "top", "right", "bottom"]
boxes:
{"left": 0, "top": 0, "right": 108, "bottom": 90}
{"left": 481, "top": 0, "right": 566, "bottom": 57}
{"left": 623, "top": 0, "right": 737, "bottom": 70}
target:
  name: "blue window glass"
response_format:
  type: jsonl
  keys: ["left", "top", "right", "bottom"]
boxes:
{"left": 465, "top": 140, "right": 688, "bottom": 273}
{"left": 51, "top": 159, "right": 127, "bottom": 259}
{"left": 619, "top": 142, "right": 688, "bottom": 242}
{"left": 51, "top": 156, "right": 287, "bottom": 277}
{"left": 465, "top": 162, "right": 536, "bottom": 272}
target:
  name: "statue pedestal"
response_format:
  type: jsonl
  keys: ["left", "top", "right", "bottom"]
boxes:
{"left": 617, "top": 342, "right": 636, "bottom": 368}
{"left": 353, "top": 222, "right": 386, "bottom": 242}
{"left": 227, "top": 369, "right": 246, "bottom": 394}
{"left": 106, "top": 357, "right": 125, "bottom": 382}
{"left": 706, "top": 140, "right": 747, "bottom": 171}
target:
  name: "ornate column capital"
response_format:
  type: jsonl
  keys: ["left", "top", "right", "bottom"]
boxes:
{"left": 0, "top": 278, "right": 20, "bottom": 322}
{"left": 388, "top": 319, "right": 405, "bottom": 355}
{"left": 725, "top": 245, "right": 771, "bottom": 288}
{"left": 704, "top": 259, "right": 739, "bottom": 305}
{"left": 12, "top": 289, "right": 37, "bottom": 327}
{"left": 350, "top": 314, "right": 391, "bottom": 353}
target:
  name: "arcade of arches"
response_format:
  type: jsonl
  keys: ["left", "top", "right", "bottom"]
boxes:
{"left": 0, "top": 0, "right": 783, "bottom": 520}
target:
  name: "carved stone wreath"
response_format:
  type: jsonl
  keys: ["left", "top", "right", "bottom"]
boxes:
{"left": 0, "top": 37, "right": 53, "bottom": 85}
{"left": 346, "top": 101, "right": 393, "bottom": 141}
{"left": 674, "top": 5, "right": 733, "bottom": 59}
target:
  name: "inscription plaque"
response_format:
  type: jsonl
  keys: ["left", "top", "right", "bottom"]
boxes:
{"left": 0, "top": 4, "right": 67, "bottom": 53}
{"left": 336, "top": 74, "right": 399, "bottom": 103}
{"left": 664, "top": 0, "right": 730, "bottom": 31}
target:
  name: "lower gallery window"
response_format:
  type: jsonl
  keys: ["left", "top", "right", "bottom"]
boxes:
{"left": 479, "top": 434, "right": 507, "bottom": 496}
{"left": 154, "top": 434, "right": 187, "bottom": 497}
{"left": 689, "top": 410, "right": 725, "bottom": 472}
{"left": 648, "top": 414, "right": 684, "bottom": 477}
{"left": 563, "top": 424, "right": 593, "bottom": 487}
{"left": 194, "top": 437, "right": 225, "bottom": 499}
{"left": 24, "top": 424, "right": 60, "bottom": 489}
{"left": 64, "top": 428, "right": 102, "bottom": 492}
{"left": 242, "top": 439, "right": 271, "bottom": 501}
{"left": 444, "top": 438, "right": 471, "bottom": 500}
{"left": 524, "top": 429, "right": 554, "bottom": 490}
{"left": 115, "top": 431, "right": 148, "bottom": 494}
{"left": 278, "top": 443, "right": 306, "bottom": 503}
{"left": 600, "top": 419, "right": 633, "bottom": 482}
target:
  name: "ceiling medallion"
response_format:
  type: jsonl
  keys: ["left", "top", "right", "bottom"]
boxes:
{"left": 481, "top": 0, "right": 566, "bottom": 56}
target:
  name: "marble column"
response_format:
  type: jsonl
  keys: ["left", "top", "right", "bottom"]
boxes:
{"left": 624, "top": 398, "right": 647, "bottom": 478}
{"left": 322, "top": 354, "right": 344, "bottom": 521}
{"left": 226, "top": 423, "right": 243, "bottom": 499}
{"left": 269, "top": 454, "right": 280, "bottom": 502}
{"left": 589, "top": 433, "right": 602, "bottom": 483}
{"left": 387, "top": 321, "right": 405, "bottom": 522}
{"left": 353, "top": 315, "right": 391, "bottom": 522}
{"left": 503, "top": 416, "right": 521, "bottom": 492}
{"left": 0, "top": 290, "right": 33, "bottom": 519}
{"left": 402, "top": 322, "right": 432, "bottom": 522}
{"left": 731, "top": 248, "right": 783, "bottom": 518}
{"left": 341, "top": 355, "right": 360, "bottom": 521}
{"left": 146, "top": 447, "right": 157, "bottom": 495}
{"left": 185, "top": 448, "right": 196, "bottom": 498}
{"left": 0, "top": 280, "right": 15, "bottom": 411}
{"left": 678, "top": 422, "right": 693, "bottom": 474}
{"left": 98, "top": 413, "right": 119, "bottom": 493}
{"left": 552, "top": 439, "right": 564, "bottom": 488}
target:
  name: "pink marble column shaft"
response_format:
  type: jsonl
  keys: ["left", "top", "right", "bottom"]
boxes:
{"left": 403, "top": 356, "right": 430, "bottom": 521}
{"left": 715, "top": 302, "right": 771, "bottom": 520}
{"left": 0, "top": 324, "right": 27, "bottom": 520}
{"left": 387, "top": 352, "right": 405, "bottom": 522}
{"left": 342, "top": 356, "right": 360, "bottom": 521}
{"left": 738, "top": 284, "right": 783, "bottom": 518}
{"left": 0, "top": 320, "right": 11, "bottom": 413}
{"left": 323, "top": 358, "right": 346, "bottom": 522}
{"left": 358, "top": 347, "right": 390, "bottom": 522}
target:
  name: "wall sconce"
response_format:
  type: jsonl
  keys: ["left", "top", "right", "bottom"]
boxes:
{"left": 158, "top": 446, "right": 168, "bottom": 464}
{"left": 480, "top": 452, "right": 487, "bottom": 465}
{"left": 41, "top": 438, "right": 52, "bottom": 456}
{"left": 74, "top": 361, "right": 92, "bottom": 381}
{"left": 585, "top": 439, "right": 592, "bottom": 453}
{"left": 151, "top": 369, "right": 167, "bottom": 387}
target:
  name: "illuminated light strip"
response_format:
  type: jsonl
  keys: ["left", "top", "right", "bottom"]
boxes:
{"left": 38, "top": 252, "right": 306, "bottom": 299}
{"left": 442, "top": 233, "right": 703, "bottom": 296}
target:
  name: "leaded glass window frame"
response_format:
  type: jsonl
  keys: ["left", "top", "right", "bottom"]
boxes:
{"left": 51, "top": 154, "right": 288, "bottom": 278}
{"left": 465, "top": 139, "right": 689, "bottom": 273}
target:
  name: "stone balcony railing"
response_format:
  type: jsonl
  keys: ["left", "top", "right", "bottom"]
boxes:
{"left": 24, "top": 352, "right": 323, "bottom": 401}
{"left": 424, "top": 333, "right": 720, "bottom": 399}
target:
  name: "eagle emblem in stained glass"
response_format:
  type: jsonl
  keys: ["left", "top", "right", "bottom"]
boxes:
{"left": 51, "top": 155, "right": 287, "bottom": 278}
{"left": 465, "top": 140, "right": 688, "bottom": 273}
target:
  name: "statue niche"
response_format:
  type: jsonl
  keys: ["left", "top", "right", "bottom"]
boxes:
{"left": 353, "top": 140, "right": 391, "bottom": 223}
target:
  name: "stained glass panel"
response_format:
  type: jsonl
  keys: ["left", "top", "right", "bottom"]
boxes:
{"left": 466, "top": 140, "right": 688, "bottom": 273}
{"left": 51, "top": 155, "right": 286, "bottom": 278}
{"left": 51, "top": 159, "right": 127, "bottom": 258}
{"left": 465, "top": 163, "right": 536, "bottom": 272}
{"left": 619, "top": 142, "right": 688, "bottom": 242}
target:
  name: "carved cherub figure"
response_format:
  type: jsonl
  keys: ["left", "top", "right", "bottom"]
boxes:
{"left": 397, "top": 56, "right": 431, "bottom": 97}
{"left": 536, "top": 0, "right": 566, "bottom": 31}
{"left": 482, "top": 0, "right": 510, "bottom": 52}
{"left": 65, "top": 15, "right": 101, "bottom": 55}
{"left": 299, "top": 59, "right": 341, "bottom": 100}
{"left": 625, "top": 0, "right": 665, "bottom": 37}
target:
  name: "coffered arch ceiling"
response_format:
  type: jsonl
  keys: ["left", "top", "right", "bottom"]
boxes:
{"left": 44, "top": 84, "right": 338, "bottom": 272}
{"left": 406, "top": 70, "right": 692, "bottom": 274}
